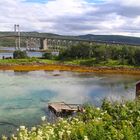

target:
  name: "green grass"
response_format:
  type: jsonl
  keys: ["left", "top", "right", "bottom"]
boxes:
{"left": 0, "top": 58, "right": 139, "bottom": 68}
{"left": 61, "top": 58, "right": 137, "bottom": 68}
{"left": 0, "top": 58, "right": 58, "bottom": 65}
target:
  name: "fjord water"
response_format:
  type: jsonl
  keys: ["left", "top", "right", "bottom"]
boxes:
{"left": 0, "top": 70, "right": 139, "bottom": 136}
{"left": 0, "top": 47, "right": 43, "bottom": 58}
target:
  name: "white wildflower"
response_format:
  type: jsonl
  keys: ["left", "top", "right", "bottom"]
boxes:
{"left": 20, "top": 126, "right": 25, "bottom": 130}
{"left": 37, "top": 135, "right": 43, "bottom": 140}
{"left": 2, "top": 135, "right": 8, "bottom": 140}
{"left": 64, "top": 125, "right": 67, "bottom": 129}
{"left": 101, "top": 113, "right": 104, "bottom": 115}
{"left": 58, "top": 131, "right": 63, "bottom": 139}
{"left": 11, "top": 134, "right": 17, "bottom": 140}
{"left": 73, "top": 118, "right": 79, "bottom": 122}
{"left": 47, "top": 123, "right": 50, "bottom": 125}
{"left": 104, "top": 111, "right": 107, "bottom": 113}
{"left": 67, "top": 130, "right": 71, "bottom": 136}
{"left": 45, "top": 133, "right": 50, "bottom": 140}
{"left": 49, "top": 128, "right": 54, "bottom": 135}
{"left": 96, "top": 107, "right": 100, "bottom": 111}
{"left": 41, "top": 116, "right": 46, "bottom": 121}
{"left": 84, "top": 136, "right": 89, "bottom": 140}
{"left": 38, "top": 130, "right": 43, "bottom": 136}
{"left": 97, "top": 117, "right": 102, "bottom": 120}
{"left": 31, "top": 127, "right": 36, "bottom": 131}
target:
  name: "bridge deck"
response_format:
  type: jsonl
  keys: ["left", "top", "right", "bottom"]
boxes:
{"left": 0, "top": 35, "right": 139, "bottom": 46}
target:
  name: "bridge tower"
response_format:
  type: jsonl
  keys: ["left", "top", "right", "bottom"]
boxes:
{"left": 14, "top": 24, "right": 21, "bottom": 50}
{"left": 40, "top": 38, "right": 48, "bottom": 50}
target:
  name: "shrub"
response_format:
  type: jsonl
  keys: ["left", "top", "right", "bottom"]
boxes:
{"left": 3, "top": 99, "right": 140, "bottom": 140}
{"left": 13, "top": 50, "right": 28, "bottom": 59}
{"left": 42, "top": 52, "right": 52, "bottom": 59}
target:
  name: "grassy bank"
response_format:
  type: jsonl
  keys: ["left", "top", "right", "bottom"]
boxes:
{"left": 2, "top": 99, "right": 140, "bottom": 140}
{"left": 0, "top": 58, "right": 140, "bottom": 74}
{"left": 0, "top": 58, "right": 58, "bottom": 65}
{"left": 0, "top": 58, "right": 137, "bottom": 68}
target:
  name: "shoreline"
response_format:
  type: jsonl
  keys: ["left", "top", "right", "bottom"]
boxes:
{"left": 0, "top": 63, "right": 140, "bottom": 75}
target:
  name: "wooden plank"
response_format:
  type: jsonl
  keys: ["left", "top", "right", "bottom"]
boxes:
{"left": 48, "top": 102, "right": 81, "bottom": 113}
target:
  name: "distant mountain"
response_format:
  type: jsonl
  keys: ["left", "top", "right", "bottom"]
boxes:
{"left": 0, "top": 32, "right": 140, "bottom": 46}
{"left": 78, "top": 34, "right": 140, "bottom": 45}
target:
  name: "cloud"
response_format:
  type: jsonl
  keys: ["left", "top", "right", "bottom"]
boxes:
{"left": 0, "top": 0, "right": 140, "bottom": 37}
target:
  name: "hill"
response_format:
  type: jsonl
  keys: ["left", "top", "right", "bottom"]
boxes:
{"left": 0, "top": 32, "right": 140, "bottom": 46}
{"left": 78, "top": 34, "right": 140, "bottom": 45}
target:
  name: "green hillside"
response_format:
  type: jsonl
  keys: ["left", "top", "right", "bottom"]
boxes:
{"left": 78, "top": 34, "right": 140, "bottom": 45}
{"left": 0, "top": 32, "right": 140, "bottom": 47}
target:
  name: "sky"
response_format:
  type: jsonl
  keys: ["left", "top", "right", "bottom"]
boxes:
{"left": 0, "top": 0, "right": 140, "bottom": 37}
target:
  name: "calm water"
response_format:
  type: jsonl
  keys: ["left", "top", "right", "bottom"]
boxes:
{"left": 0, "top": 47, "right": 42, "bottom": 58}
{"left": 0, "top": 71, "right": 139, "bottom": 136}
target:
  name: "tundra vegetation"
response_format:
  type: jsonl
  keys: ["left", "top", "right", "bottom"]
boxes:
{"left": 58, "top": 43, "right": 140, "bottom": 66}
{"left": 1, "top": 43, "right": 140, "bottom": 68}
{"left": 2, "top": 99, "right": 140, "bottom": 140}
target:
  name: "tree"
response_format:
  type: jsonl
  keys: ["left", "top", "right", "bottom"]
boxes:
{"left": 42, "top": 52, "right": 52, "bottom": 59}
{"left": 134, "top": 49, "right": 140, "bottom": 65}
{"left": 13, "top": 50, "right": 28, "bottom": 59}
{"left": 59, "top": 43, "right": 91, "bottom": 59}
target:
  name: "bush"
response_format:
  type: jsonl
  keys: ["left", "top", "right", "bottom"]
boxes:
{"left": 58, "top": 43, "right": 140, "bottom": 66}
{"left": 42, "top": 52, "right": 52, "bottom": 59}
{"left": 13, "top": 50, "right": 28, "bottom": 59}
{"left": 3, "top": 99, "right": 140, "bottom": 140}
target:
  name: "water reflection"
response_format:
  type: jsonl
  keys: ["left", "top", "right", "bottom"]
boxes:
{"left": 0, "top": 70, "right": 139, "bottom": 136}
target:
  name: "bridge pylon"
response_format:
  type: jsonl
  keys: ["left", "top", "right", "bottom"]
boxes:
{"left": 14, "top": 24, "right": 21, "bottom": 50}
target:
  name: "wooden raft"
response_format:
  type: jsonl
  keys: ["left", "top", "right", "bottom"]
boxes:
{"left": 48, "top": 102, "right": 82, "bottom": 116}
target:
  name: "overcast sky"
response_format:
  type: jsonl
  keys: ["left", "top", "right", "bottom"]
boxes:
{"left": 0, "top": 0, "right": 140, "bottom": 37}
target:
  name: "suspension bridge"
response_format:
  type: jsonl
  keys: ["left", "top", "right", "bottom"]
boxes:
{"left": 0, "top": 25, "right": 139, "bottom": 51}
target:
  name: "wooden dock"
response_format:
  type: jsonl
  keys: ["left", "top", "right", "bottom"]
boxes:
{"left": 48, "top": 102, "right": 82, "bottom": 117}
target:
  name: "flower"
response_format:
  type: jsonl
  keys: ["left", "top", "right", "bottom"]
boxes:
{"left": 84, "top": 136, "right": 89, "bottom": 140}
{"left": 20, "top": 126, "right": 25, "bottom": 130}
{"left": 38, "top": 130, "right": 43, "bottom": 135}
{"left": 122, "top": 104, "right": 126, "bottom": 108}
{"left": 49, "top": 128, "right": 54, "bottom": 135}
{"left": 58, "top": 131, "right": 63, "bottom": 139}
{"left": 11, "top": 134, "right": 17, "bottom": 140}
{"left": 41, "top": 116, "right": 46, "bottom": 121}
{"left": 31, "top": 127, "right": 36, "bottom": 131}
{"left": 96, "top": 107, "right": 100, "bottom": 111}
{"left": 2, "top": 135, "right": 8, "bottom": 140}
{"left": 97, "top": 117, "right": 102, "bottom": 120}
{"left": 67, "top": 130, "right": 71, "bottom": 136}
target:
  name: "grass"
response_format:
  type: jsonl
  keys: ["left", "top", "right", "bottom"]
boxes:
{"left": 61, "top": 58, "right": 137, "bottom": 68}
{"left": 0, "top": 58, "right": 139, "bottom": 69}
{"left": 0, "top": 58, "right": 58, "bottom": 65}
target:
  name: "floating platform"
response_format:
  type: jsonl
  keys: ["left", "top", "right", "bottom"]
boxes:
{"left": 48, "top": 102, "right": 82, "bottom": 117}
{"left": 52, "top": 70, "right": 60, "bottom": 76}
